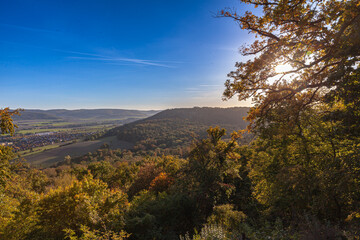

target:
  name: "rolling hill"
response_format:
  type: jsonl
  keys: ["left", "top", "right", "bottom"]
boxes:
{"left": 146, "top": 107, "right": 249, "bottom": 126}
{"left": 109, "top": 107, "right": 250, "bottom": 155}
{"left": 13, "top": 109, "right": 160, "bottom": 121}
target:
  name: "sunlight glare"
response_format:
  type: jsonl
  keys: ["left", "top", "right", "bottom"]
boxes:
{"left": 275, "top": 63, "right": 293, "bottom": 74}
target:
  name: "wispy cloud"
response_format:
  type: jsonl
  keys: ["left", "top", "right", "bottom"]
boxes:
{"left": 0, "top": 23, "right": 60, "bottom": 34}
{"left": 65, "top": 50, "right": 178, "bottom": 68}
{"left": 0, "top": 38, "right": 177, "bottom": 68}
{"left": 69, "top": 56, "right": 175, "bottom": 68}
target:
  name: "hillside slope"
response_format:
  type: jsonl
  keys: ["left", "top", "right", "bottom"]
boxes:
{"left": 146, "top": 107, "right": 249, "bottom": 126}
{"left": 110, "top": 107, "right": 250, "bottom": 155}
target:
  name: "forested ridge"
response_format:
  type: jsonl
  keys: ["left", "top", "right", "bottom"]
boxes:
{"left": 109, "top": 107, "right": 250, "bottom": 156}
{"left": 146, "top": 107, "right": 249, "bottom": 126}
{"left": 1, "top": 0, "right": 360, "bottom": 239}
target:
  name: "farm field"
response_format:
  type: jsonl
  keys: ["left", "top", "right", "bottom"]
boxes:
{"left": 15, "top": 120, "right": 116, "bottom": 135}
{"left": 23, "top": 136, "right": 133, "bottom": 167}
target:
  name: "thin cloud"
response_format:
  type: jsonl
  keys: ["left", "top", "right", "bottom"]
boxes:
{"left": 67, "top": 54, "right": 176, "bottom": 68}
{"left": 0, "top": 40, "right": 177, "bottom": 68}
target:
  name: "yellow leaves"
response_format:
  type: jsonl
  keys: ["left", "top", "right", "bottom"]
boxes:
{"left": 0, "top": 108, "right": 22, "bottom": 136}
{"left": 230, "top": 129, "right": 246, "bottom": 141}
{"left": 345, "top": 212, "right": 360, "bottom": 222}
{"left": 74, "top": 193, "right": 86, "bottom": 202}
{"left": 36, "top": 175, "right": 129, "bottom": 238}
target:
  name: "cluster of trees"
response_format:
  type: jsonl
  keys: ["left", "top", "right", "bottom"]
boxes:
{"left": 115, "top": 118, "right": 209, "bottom": 156}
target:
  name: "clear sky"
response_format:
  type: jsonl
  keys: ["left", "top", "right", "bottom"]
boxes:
{"left": 0, "top": 0, "right": 255, "bottom": 110}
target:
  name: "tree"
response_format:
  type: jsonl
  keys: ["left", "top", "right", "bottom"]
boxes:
{"left": 31, "top": 176, "right": 128, "bottom": 239}
{"left": 221, "top": 0, "right": 360, "bottom": 129}
{"left": 0, "top": 108, "right": 21, "bottom": 187}
{"left": 0, "top": 108, "right": 21, "bottom": 161}
{"left": 220, "top": 0, "right": 360, "bottom": 232}
{"left": 0, "top": 108, "right": 21, "bottom": 136}
{"left": 182, "top": 127, "right": 245, "bottom": 222}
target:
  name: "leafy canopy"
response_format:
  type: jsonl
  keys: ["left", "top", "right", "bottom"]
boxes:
{"left": 221, "top": 0, "right": 360, "bottom": 127}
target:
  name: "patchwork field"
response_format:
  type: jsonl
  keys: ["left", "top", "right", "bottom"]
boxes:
{"left": 15, "top": 120, "right": 116, "bottom": 134}
{"left": 4, "top": 108, "right": 159, "bottom": 167}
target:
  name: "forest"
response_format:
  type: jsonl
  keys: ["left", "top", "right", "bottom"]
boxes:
{"left": 1, "top": 0, "right": 360, "bottom": 239}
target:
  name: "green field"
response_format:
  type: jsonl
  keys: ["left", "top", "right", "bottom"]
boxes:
{"left": 17, "top": 128, "right": 69, "bottom": 134}
{"left": 14, "top": 119, "right": 119, "bottom": 135}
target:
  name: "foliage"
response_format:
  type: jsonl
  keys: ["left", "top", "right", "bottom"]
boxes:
{"left": 125, "top": 191, "right": 196, "bottom": 240}
{"left": 221, "top": 0, "right": 360, "bottom": 129}
{"left": 180, "top": 225, "right": 228, "bottom": 240}
{"left": 182, "top": 127, "right": 245, "bottom": 219}
{"left": 0, "top": 108, "right": 21, "bottom": 136}
{"left": 218, "top": 0, "right": 360, "bottom": 237}
{"left": 30, "top": 175, "right": 128, "bottom": 239}
{"left": 149, "top": 172, "right": 173, "bottom": 193}
{"left": 207, "top": 204, "right": 246, "bottom": 231}
{"left": 64, "top": 225, "right": 129, "bottom": 240}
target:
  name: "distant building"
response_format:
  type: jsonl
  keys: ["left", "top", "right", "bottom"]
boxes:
{"left": 0, "top": 142, "right": 13, "bottom": 146}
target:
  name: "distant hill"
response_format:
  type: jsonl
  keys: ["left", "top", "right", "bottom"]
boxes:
{"left": 110, "top": 107, "right": 250, "bottom": 155}
{"left": 13, "top": 109, "right": 160, "bottom": 121}
{"left": 13, "top": 111, "right": 61, "bottom": 120}
{"left": 147, "top": 107, "right": 249, "bottom": 126}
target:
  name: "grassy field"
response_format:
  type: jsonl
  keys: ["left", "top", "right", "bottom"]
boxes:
{"left": 22, "top": 136, "right": 133, "bottom": 167}
{"left": 14, "top": 119, "right": 119, "bottom": 134}
{"left": 15, "top": 125, "right": 114, "bottom": 135}
{"left": 17, "top": 128, "right": 69, "bottom": 134}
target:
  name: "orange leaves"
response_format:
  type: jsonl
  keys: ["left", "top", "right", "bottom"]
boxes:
{"left": 149, "top": 172, "right": 173, "bottom": 193}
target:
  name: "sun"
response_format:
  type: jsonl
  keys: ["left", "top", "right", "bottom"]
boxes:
{"left": 275, "top": 63, "right": 293, "bottom": 74}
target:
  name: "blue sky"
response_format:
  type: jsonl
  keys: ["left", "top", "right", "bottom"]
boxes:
{"left": 0, "top": 0, "right": 255, "bottom": 110}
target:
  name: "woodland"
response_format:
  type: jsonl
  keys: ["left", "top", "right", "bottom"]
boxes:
{"left": 1, "top": 0, "right": 360, "bottom": 239}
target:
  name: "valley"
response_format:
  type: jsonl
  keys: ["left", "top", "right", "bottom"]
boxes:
{"left": 8, "top": 107, "right": 250, "bottom": 167}
{"left": 1, "top": 108, "right": 158, "bottom": 166}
